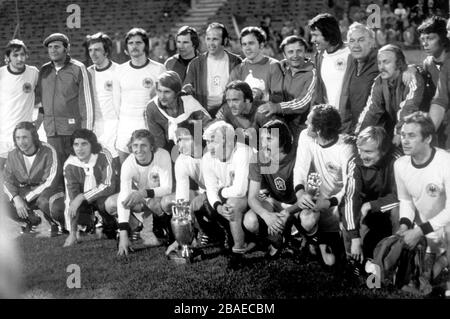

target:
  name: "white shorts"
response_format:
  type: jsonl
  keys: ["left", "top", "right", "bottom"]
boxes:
{"left": 94, "top": 119, "right": 119, "bottom": 157}
{"left": 115, "top": 117, "right": 147, "bottom": 153}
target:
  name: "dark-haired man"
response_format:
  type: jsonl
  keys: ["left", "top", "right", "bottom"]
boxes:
{"left": 183, "top": 22, "right": 242, "bottom": 117}
{"left": 113, "top": 28, "right": 166, "bottom": 163}
{"left": 165, "top": 26, "right": 199, "bottom": 82}
{"left": 395, "top": 112, "right": 450, "bottom": 294}
{"left": 86, "top": 32, "right": 120, "bottom": 161}
{"left": 0, "top": 40, "right": 39, "bottom": 170}
{"left": 230, "top": 26, "right": 283, "bottom": 103}
{"left": 3, "top": 122, "right": 65, "bottom": 236}
{"left": 63, "top": 129, "right": 118, "bottom": 247}
{"left": 245, "top": 120, "right": 297, "bottom": 257}
{"left": 257, "top": 35, "right": 315, "bottom": 139}
{"left": 309, "top": 13, "right": 351, "bottom": 112}
{"left": 293, "top": 104, "right": 355, "bottom": 267}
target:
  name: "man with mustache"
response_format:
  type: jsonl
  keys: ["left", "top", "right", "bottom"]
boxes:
{"left": 342, "top": 126, "right": 400, "bottom": 273}
{"left": 183, "top": 22, "right": 242, "bottom": 117}
{"left": 113, "top": 28, "right": 166, "bottom": 164}
{"left": 355, "top": 45, "right": 424, "bottom": 146}
{"left": 0, "top": 40, "right": 39, "bottom": 172}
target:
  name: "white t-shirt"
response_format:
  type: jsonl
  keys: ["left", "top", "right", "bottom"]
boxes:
{"left": 23, "top": 154, "right": 36, "bottom": 175}
{"left": 175, "top": 153, "right": 205, "bottom": 201}
{"left": 206, "top": 54, "right": 229, "bottom": 108}
{"left": 395, "top": 148, "right": 450, "bottom": 252}
{"left": 320, "top": 46, "right": 350, "bottom": 109}
{"left": 0, "top": 65, "right": 38, "bottom": 155}
{"left": 117, "top": 148, "right": 172, "bottom": 224}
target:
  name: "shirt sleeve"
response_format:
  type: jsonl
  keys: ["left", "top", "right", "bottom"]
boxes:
{"left": 354, "top": 78, "right": 385, "bottom": 135}
{"left": 175, "top": 156, "right": 190, "bottom": 201}
{"left": 342, "top": 157, "right": 362, "bottom": 239}
{"left": 25, "top": 144, "right": 60, "bottom": 203}
{"left": 293, "top": 130, "right": 312, "bottom": 192}
{"left": 394, "top": 159, "right": 416, "bottom": 228}
{"left": 431, "top": 60, "right": 450, "bottom": 110}
{"left": 3, "top": 155, "right": 20, "bottom": 201}
{"left": 221, "top": 146, "right": 252, "bottom": 199}
{"left": 202, "top": 154, "right": 221, "bottom": 208}
{"left": 77, "top": 64, "right": 95, "bottom": 130}
{"left": 151, "top": 150, "right": 173, "bottom": 198}
{"left": 268, "top": 61, "right": 284, "bottom": 103}
{"left": 64, "top": 163, "right": 83, "bottom": 201}
{"left": 279, "top": 69, "right": 316, "bottom": 114}
{"left": 395, "top": 72, "right": 422, "bottom": 134}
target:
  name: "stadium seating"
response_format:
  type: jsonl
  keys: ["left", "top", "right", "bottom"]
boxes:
{"left": 0, "top": 0, "right": 190, "bottom": 67}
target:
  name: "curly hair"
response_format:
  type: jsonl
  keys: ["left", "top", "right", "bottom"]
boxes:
{"left": 310, "top": 104, "right": 341, "bottom": 141}
{"left": 70, "top": 129, "right": 102, "bottom": 155}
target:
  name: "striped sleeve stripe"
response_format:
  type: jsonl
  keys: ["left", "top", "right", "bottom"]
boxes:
{"left": 380, "top": 202, "right": 399, "bottom": 213}
{"left": 344, "top": 159, "right": 356, "bottom": 230}
{"left": 84, "top": 150, "right": 113, "bottom": 201}
{"left": 3, "top": 184, "right": 15, "bottom": 201}
{"left": 397, "top": 77, "right": 417, "bottom": 122}
{"left": 72, "top": 60, "right": 94, "bottom": 130}
{"left": 354, "top": 81, "right": 377, "bottom": 134}
{"left": 280, "top": 69, "right": 316, "bottom": 111}
{"left": 25, "top": 143, "right": 58, "bottom": 202}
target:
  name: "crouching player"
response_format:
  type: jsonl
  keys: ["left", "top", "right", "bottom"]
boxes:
{"left": 108, "top": 130, "right": 173, "bottom": 256}
{"left": 394, "top": 112, "right": 450, "bottom": 295}
{"left": 202, "top": 121, "right": 256, "bottom": 267}
{"left": 342, "top": 126, "right": 400, "bottom": 275}
{"left": 293, "top": 104, "right": 355, "bottom": 267}
{"left": 244, "top": 120, "right": 298, "bottom": 258}
{"left": 3, "top": 122, "right": 65, "bottom": 236}
{"left": 63, "top": 129, "right": 118, "bottom": 246}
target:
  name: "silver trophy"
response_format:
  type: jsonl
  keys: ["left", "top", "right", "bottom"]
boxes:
{"left": 306, "top": 172, "right": 322, "bottom": 203}
{"left": 170, "top": 199, "right": 195, "bottom": 263}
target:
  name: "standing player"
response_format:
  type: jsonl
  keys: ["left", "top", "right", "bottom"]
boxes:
{"left": 183, "top": 22, "right": 242, "bottom": 117}
{"left": 164, "top": 26, "right": 199, "bottom": 82}
{"left": 229, "top": 26, "right": 283, "bottom": 103}
{"left": 0, "top": 40, "right": 39, "bottom": 170}
{"left": 113, "top": 28, "right": 166, "bottom": 163}
{"left": 86, "top": 32, "right": 120, "bottom": 165}
{"left": 37, "top": 33, "right": 95, "bottom": 165}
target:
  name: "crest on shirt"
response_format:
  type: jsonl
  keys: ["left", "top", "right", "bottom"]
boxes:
{"left": 142, "top": 78, "right": 154, "bottom": 88}
{"left": 229, "top": 171, "right": 235, "bottom": 185}
{"left": 23, "top": 82, "right": 32, "bottom": 93}
{"left": 150, "top": 172, "right": 160, "bottom": 187}
{"left": 325, "top": 162, "right": 340, "bottom": 175}
{"left": 104, "top": 80, "right": 113, "bottom": 91}
{"left": 274, "top": 177, "right": 286, "bottom": 191}
{"left": 335, "top": 58, "right": 346, "bottom": 71}
{"left": 426, "top": 183, "right": 440, "bottom": 197}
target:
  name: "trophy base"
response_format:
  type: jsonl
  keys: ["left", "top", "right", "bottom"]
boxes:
{"left": 167, "top": 248, "right": 203, "bottom": 264}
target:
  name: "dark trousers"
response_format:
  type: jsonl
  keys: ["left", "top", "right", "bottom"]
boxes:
{"left": 5, "top": 187, "right": 65, "bottom": 226}
{"left": 47, "top": 135, "right": 72, "bottom": 167}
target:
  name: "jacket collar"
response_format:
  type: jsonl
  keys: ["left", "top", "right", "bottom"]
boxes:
{"left": 280, "top": 58, "right": 314, "bottom": 75}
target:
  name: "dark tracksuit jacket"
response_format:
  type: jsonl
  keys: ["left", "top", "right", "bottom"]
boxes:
{"left": 341, "top": 150, "right": 400, "bottom": 240}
